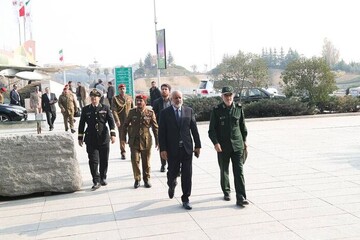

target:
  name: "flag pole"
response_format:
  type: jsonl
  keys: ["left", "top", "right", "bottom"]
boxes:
{"left": 153, "top": 0, "right": 160, "bottom": 87}
{"left": 23, "top": 15, "right": 26, "bottom": 42}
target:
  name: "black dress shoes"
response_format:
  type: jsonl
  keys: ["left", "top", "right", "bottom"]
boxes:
{"left": 168, "top": 187, "right": 175, "bottom": 199}
{"left": 160, "top": 165, "right": 165, "bottom": 172}
{"left": 134, "top": 180, "right": 140, "bottom": 189}
{"left": 236, "top": 198, "right": 249, "bottom": 206}
{"left": 71, "top": 129, "right": 76, "bottom": 133}
{"left": 182, "top": 201, "right": 192, "bottom": 210}
{"left": 100, "top": 179, "right": 107, "bottom": 186}
{"left": 224, "top": 194, "right": 231, "bottom": 201}
{"left": 144, "top": 181, "right": 152, "bottom": 188}
{"left": 91, "top": 183, "right": 101, "bottom": 191}
{"left": 121, "top": 153, "right": 126, "bottom": 160}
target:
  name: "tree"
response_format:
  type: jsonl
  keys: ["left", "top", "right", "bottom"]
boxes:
{"left": 144, "top": 53, "right": 153, "bottom": 69}
{"left": 190, "top": 64, "right": 197, "bottom": 73}
{"left": 103, "top": 68, "right": 109, "bottom": 81}
{"left": 139, "top": 58, "right": 144, "bottom": 68}
{"left": 95, "top": 68, "right": 100, "bottom": 80}
{"left": 86, "top": 68, "right": 92, "bottom": 82}
{"left": 322, "top": 38, "right": 340, "bottom": 68}
{"left": 168, "top": 51, "right": 174, "bottom": 66}
{"left": 281, "top": 57, "right": 337, "bottom": 106}
{"left": 211, "top": 51, "right": 269, "bottom": 93}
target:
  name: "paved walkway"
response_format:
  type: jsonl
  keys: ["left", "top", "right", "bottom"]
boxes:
{"left": 1, "top": 113, "right": 360, "bottom": 240}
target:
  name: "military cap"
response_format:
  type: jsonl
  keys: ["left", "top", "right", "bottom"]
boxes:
{"left": 89, "top": 88, "right": 102, "bottom": 97}
{"left": 221, "top": 86, "right": 234, "bottom": 94}
{"left": 135, "top": 94, "right": 148, "bottom": 100}
{"left": 0, "top": 87, "right": 6, "bottom": 92}
{"left": 118, "top": 84, "right": 126, "bottom": 88}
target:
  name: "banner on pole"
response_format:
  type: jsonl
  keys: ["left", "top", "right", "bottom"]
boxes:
{"left": 156, "top": 29, "right": 166, "bottom": 69}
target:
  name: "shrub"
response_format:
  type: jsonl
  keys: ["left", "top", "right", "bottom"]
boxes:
{"left": 184, "top": 96, "right": 222, "bottom": 121}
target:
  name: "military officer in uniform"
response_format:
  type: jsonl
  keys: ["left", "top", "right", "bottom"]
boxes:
{"left": 78, "top": 89, "right": 116, "bottom": 190}
{"left": 122, "top": 94, "right": 158, "bottom": 189}
{"left": 58, "top": 87, "right": 77, "bottom": 133}
{"left": 112, "top": 84, "right": 133, "bottom": 160}
{"left": 208, "top": 86, "right": 249, "bottom": 206}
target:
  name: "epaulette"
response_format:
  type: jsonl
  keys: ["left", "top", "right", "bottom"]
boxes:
{"left": 236, "top": 102, "right": 242, "bottom": 107}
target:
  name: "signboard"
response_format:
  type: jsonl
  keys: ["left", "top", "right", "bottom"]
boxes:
{"left": 114, "top": 67, "right": 134, "bottom": 97}
{"left": 156, "top": 29, "right": 166, "bottom": 69}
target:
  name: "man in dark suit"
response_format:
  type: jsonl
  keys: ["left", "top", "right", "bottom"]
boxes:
{"left": 41, "top": 87, "right": 58, "bottom": 131}
{"left": 152, "top": 83, "right": 171, "bottom": 172}
{"left": 10, "top": 84, "right": 21, "bottom": 105}
{"left": 158, "top": 90, "right": 201, "bottom": 210}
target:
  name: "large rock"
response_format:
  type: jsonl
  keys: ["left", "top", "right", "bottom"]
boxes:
{"left": 0, "top": 133, "right": 82, "bottom": 197}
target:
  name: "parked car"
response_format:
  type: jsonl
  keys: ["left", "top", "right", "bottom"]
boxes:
{"left": 194, "top": 80, "right": 221, "bottom": 97}
{"left": 0, "top": 104, "right": 28, "bottom": 122}
{"left": 234, "top": 87, "right": 286, "bottom": 103}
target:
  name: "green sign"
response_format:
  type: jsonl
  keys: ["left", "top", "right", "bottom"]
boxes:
{"left": 114, "top": 67, "right": 134, "bottom": 97}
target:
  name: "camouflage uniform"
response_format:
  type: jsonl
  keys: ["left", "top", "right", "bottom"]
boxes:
{"left": 122, "top": 107, "right": 158, "bottom": 183}
{"left": 58, "top": 92, "right": 77, "bottom": 131}
{"left": 112, "top": 94, "right": 133, "bottom": 155}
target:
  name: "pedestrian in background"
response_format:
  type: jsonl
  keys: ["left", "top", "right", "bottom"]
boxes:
{"left": 112, "top": 84, "right": 133, "bottom": 160}
{"left": 149, "top": 80, "right": 161, "bottom": 107}
{"left": 58, "top": 87, "right": 77, "bottom": 133}
{"left": 10, "top": 84, "right": 21, "bottom": 106}
{"left": 30, "top": 86, "right": 42, "bottom": 114}
{"left": 158, "top": 90, "right": 201, "bottom": 210}
{"left": 152, "top": 83, "right": 172, "bottom": 172}
{"left": 76, "top": 82, "right": 87, "bottom": 109}
{"left": 107, "top": 81, "right": 115, "bottom": 107}
{"left": 122, "top": 94, "right": 158, "bottom": 189}
{"left": 42, "top": 87, "right": 58, "bottom": 131}
{"left": 0, "top": 87, "right": 6, "bottom": 104}
{"left": 78, "top": 89, "right": 116, "bottom": 190}
{"left": 208, "top": 86, "right": 249, "bottom": 207}
{"left": 95, "top": 79, "right": 106, "bottom": 104}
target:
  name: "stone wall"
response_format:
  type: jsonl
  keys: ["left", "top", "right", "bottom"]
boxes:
{"left": 0, "top": 132, "right": 82, "bottom": 197}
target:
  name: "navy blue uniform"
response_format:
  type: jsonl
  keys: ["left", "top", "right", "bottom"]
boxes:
{"left": 78, "top": 104, "right": 116, "bottom": 184}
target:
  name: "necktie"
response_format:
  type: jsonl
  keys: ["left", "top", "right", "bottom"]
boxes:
{"left": 176, "top": 108, "right": 181, "bottom": 125}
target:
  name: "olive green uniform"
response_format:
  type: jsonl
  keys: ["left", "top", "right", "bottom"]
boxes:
{"left": 58, "top": 92, "right": 77, "bottom": 131}
{"left": 122, "top": 108, "right": 158, "bottom": 182}
{"left": 112, "top": 94, "right": 133, "bottom": 154}
{"left": 208, "top": 102, "right": 248, "bottom": 201}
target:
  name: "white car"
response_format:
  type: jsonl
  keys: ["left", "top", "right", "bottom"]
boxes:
{"left": 194, "top": 80, "right": 220, "bottom": 97}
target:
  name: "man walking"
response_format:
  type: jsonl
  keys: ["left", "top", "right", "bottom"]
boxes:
{"left": 149, "top": 80, "right": 161, "bottom": 107}
{"left": 107, "top": 81, "right": 115, "bottom": 107}
{"left": 122, "top": 94, "right": 158, "bottom": 189}
{"left": 41, "top": 87, "right": 58, "bottom": 131}
{"left": 112, "top": 84, "right": 133, "bottom": 160}
{"left": 10, "top": 84, "right": 21, "bottom": 106}
{"left": 76, "top": 82, "right": 86, "bottom": 109}
{"left": 152, "top": 83, "right": 171, "bottom": 172}
{"left": 158, "top": 90, "right": 201, "bottom": 210}
{"left": 208, "top": 86, "right": 249, "bottom": 207}
{"left": 58, "top": 87, "right": 77, "bottom": 133}
{"left": 78, "top": 89, "right": 116, "bottom": 190}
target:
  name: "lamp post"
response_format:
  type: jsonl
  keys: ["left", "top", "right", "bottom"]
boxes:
{"left": 153, "top": 0, "right": 160, "bottom": 87}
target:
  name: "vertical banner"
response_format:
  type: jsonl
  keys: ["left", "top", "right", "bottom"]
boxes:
{"left": 114, "top": 67, "right": 134, "bottom": 97}
{"left": 156, "top": 29, "right": 166, "bottom": 69}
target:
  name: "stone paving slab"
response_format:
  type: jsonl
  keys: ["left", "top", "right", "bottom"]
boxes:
{"left": 1, "top": 113, "right": 360, "bottom": 239}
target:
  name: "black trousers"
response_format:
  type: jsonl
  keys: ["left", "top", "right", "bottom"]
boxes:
{"left": 167, "top": 147, "right": 192, "bottom": 203}
{"left": 45, "top": 110, "right": 56, "bottom": 128}
{"left": 86, "top": 142, "right": 110, "bottom": 184}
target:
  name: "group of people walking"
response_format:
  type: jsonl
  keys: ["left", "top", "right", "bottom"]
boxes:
{"left": 78, "top": 81, "right": 249, "bottom": 210}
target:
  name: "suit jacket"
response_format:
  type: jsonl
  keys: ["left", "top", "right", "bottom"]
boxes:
{"left": 158, "top": 105, "right": 201, "bottom": 157}
{"left": 152, "top": 97, "right": 171, "bottom": 123}
{"left": 42, "top": 93, "right": 58, "bottom": 112}
{"left": 10, "top": 89, "right": 21, "bottom": 105}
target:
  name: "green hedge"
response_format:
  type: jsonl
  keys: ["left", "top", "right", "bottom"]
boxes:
{"left": 184, "top": 96, "right": 360, "bottom": 121}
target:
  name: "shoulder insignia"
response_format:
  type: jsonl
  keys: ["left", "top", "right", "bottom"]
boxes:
{"left": 237, "top": 102, "right": 242, "bottom": 107}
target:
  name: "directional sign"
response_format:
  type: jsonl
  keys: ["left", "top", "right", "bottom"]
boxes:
{"left": 114, "top": 67, "right": 134, "bottom": 97}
